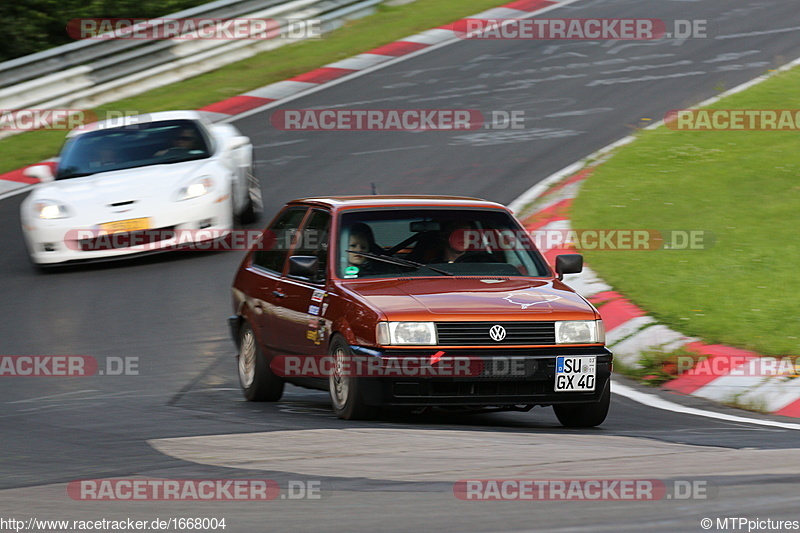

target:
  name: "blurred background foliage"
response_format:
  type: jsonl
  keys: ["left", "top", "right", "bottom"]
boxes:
{"left": 0, "top": 0, "right": 212, "bottom": 61}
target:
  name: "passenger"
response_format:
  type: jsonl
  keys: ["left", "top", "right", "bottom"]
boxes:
{"left": 344, "top": 223, "right": 401, "bottom": 276}
{"left": 347, "top": 223, "right": 373, "bottom": 268}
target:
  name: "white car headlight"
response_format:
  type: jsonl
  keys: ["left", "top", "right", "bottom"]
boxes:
{"left": 33, "top": 200, "right": 71, "bottom": 219}
{"left": 176, "top": 176, "right": 214, "bottom": 201}
{"left": 377, "top": 322, "right": 437, "bottom": 345}
{"left": 555, "top": 320, "right": 605, "bottom": 344}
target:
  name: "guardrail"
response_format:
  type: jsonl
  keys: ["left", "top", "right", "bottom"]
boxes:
{"left": 0, "top": 0, "right": 386, "bottom": 138}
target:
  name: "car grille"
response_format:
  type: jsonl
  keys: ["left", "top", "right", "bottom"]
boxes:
{"left": 436, "top": 321, "right": 556, "bottom": 346}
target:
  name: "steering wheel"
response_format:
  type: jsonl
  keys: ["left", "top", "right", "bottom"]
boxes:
{"left": 453, "top": 251, "right": 500, "bottom": 263}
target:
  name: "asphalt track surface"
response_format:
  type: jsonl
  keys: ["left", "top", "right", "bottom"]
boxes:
{"left": 2, "top": 0, "right": 800, "bottom": 531}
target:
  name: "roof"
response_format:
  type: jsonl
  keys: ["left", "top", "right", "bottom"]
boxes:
{"left": 67, "top": 110, "right": 208, "bottom": 137}
{"left": 289, "top": 195, "right": 508, "bottom": 211}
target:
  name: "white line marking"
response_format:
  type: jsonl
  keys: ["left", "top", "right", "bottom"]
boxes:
{"left": 0, "top": 184, "right": 33, "bottom": 201}
{"left": 716, "top": 26, "right": 800, "bottom": 40}
{"left": 612, "top": 381, "right": 800, "bottom": 430}
{"left": 253, "top": 139, "right": 307, "bottom": 149}
{"left": 8, "top": 390, "right": 99, "bottom": 404}
{"left": 352, "top": 145, "right": 429, "bottom": 155}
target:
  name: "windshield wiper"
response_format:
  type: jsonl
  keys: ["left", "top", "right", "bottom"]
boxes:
{"left": 347, "top": 251, "right": 454, "bottom": 276}
{"left": 56, "top": 171, "right": 95, "bottom": 180}
{"left": 159, "top": 156, "right": 194, "bottom": 164}
{"left": 159, "top": 153, "right": 207, "bottom": 164}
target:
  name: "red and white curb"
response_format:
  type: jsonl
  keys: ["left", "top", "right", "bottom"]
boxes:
{"left": 516, "top": 161, "right": 800, "bottom": 419}
{"left": 0, "top": 161, "right": 56, "bottom": 198}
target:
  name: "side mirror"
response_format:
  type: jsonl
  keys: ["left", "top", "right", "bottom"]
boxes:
{"left": 23, "top": 164, "right": 55, "bottom": 183}
{"left": 288, "top": 255, "right": 319, "bottom": 279}
{"left": 225, "top": 136, "right": 249, "bottom": 151}
{"left": 555, "top": 254, "right": 583, "bottom": 280}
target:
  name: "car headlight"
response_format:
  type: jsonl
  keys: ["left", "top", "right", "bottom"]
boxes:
{"left": 176, "top": 176, "right": 214, "bottom": 201}
{"left": 377, "top": 322, "right": 437, "bottom": 345}
{"left": 555, "top": 320, "right": 605, "bottom": 344}
{"left": 33, "top": 200, "right": 71, "bottom": 219}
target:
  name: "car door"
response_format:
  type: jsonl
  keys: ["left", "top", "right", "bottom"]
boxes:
{"left": 272, "top": 208, "right": 332, "bottom": 356}
{"left": 247, "top": 206, "right": 308, "bottom": 356}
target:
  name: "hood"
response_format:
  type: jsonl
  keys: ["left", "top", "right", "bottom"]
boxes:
{"left": 340, "top": 277, "right": 596, "bottom": 321}
{"left": 31, "top": 160, "right": 214, "bottom": 207}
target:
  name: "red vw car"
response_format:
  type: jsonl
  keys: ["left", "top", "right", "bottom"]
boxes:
{"left": 229, "top": 196, "right": 612, "bottom": 426}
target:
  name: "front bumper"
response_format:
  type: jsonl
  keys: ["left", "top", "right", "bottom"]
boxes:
{"left": 22, "top": 195, "right": 232, "bottom": 265}
{"left": 349, "top": 346, "right": 612, "bottom": 407}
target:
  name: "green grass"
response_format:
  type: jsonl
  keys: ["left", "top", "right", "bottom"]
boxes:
{"left": 613, "top": 347, "right": 703, "bottom": 387}
{"left": 572, "top": 67, "right": 800, "bottom": 356}
{"left": 0, "top": 0, "right": 515, "bottom": 175}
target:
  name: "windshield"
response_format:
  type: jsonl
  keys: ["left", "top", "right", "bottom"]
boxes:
{"left": 337, "top": 208, "right": 550, "bottom": 279}
{"left": 56, "top": 119, "right": 211, "bottom": 180}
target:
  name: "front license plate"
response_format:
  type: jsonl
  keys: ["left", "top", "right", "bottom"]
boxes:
{"left": 99, "top": 218, "right": 150, "bottom": 234}
{"left": 555, "top": 356, "right": 596, "bottom": 392}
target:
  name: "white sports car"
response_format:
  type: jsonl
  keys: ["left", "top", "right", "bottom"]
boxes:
{"left": 20, "top": 110, "right": 262, "bottom": 267}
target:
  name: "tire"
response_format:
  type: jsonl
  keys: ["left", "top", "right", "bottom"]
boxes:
{"left": 553, "top": 379, "right": 610, "bottom": 428}
{"left": 238, "top": 321, "right": 284, "bottom": 401}
{"left": 328, "top": 335, "right": 379, "bottom": 420}
{"left": 237, "top": 167, "right": 263, "bottom": 225}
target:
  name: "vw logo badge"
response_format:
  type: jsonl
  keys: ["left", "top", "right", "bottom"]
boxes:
{"left": 489, "top": 325, "right": 506, "bottom": 342}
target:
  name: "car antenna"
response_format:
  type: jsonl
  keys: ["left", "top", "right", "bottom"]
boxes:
{"left": 371, "top": 182, "right": 379, "bottom": 195}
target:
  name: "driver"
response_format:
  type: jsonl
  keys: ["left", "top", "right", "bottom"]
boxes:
{"left": 95, "top": 146, "right": 119, "bottom": 168}
{"left": 155, "top": 127, "right": 199, "bottom": 156}
{"left": 428, "top": 221, "right": 473, "bottom": 263}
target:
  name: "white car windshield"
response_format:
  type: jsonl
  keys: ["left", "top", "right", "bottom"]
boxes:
{"left": 56, "top": 119, "right": 211, "bottom": 180}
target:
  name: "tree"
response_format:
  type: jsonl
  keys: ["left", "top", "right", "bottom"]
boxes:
{"left": 0, "top": 0, "right": 213, "bottom": 62}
